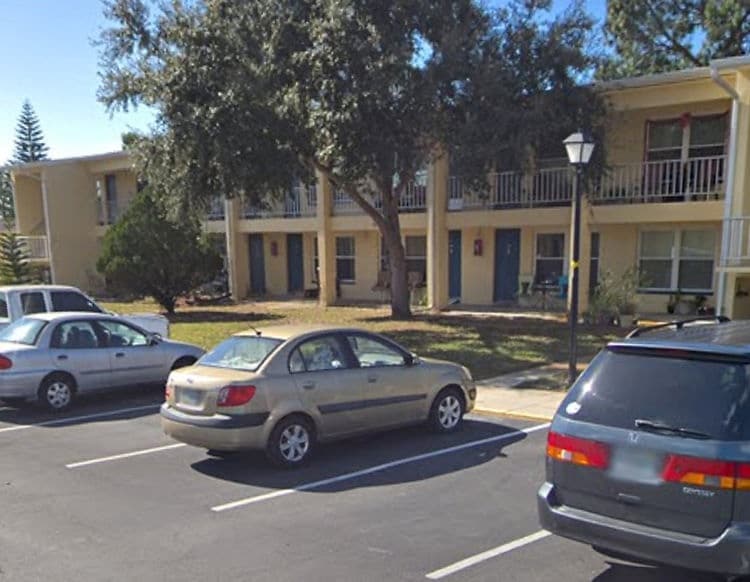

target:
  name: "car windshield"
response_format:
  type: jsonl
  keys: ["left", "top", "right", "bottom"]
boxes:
{"left": 199, "top": 336, "right": 282, "bottom": 371}
{"left": 561, "top": 347, "right": 750, "bottom": 440}
{"left": 0, "top": 317, "right": 47, "bottom": 345}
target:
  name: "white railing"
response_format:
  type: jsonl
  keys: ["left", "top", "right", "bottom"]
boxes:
{"left": 207, "top": 197, "right": 226, "bottom": 221}
{"left": 448, "top": 167, "right": 572, "bottom": 210}
{"left": 723, "top": 217, "right": 750, "bottom": 267}
{"left": 593, "top": 155, "right": 726, "bottom": 204}
{"left": 18, "top": 235, "right": 50, "bottom": 260}
{"left": 243, "top": 184, "right": 317, "bottom": 219}
{"left": 332, "top": 179, "right": 427, "bottom": 216}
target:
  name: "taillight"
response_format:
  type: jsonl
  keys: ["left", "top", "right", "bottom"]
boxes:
{"left": 547, "top": 431, "right": 609, "bottom": 469}
{"left": 663, "top": 454, "right": 743, "bottom": 490}
{"left": 217, "top": 385, "right": 256, "bottom": 407}
{"left": 164, "top": 383, "right": 172, "bottom": 400}
{"left": 0, "top": 355, "right": 12, "bottom": 370}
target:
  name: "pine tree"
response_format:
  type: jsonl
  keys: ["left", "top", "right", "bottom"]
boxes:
{"left": 13, "top": 100, "right": 49, "bottom": 163}
{"left": 0, "top": 231, "right": 32, "bottom": 285}
{"left": 0, "top": 172, "right": 13, "bottom": 229}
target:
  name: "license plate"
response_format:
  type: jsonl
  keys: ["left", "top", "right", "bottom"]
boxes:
{"left": 178, "top": 388, "right": 203, "bottom": 407}
{"left": 609, "top": 446, "right": 663, "bottom": 484}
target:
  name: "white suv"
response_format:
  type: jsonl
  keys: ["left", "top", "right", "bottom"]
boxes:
{"left": 0, "top": 285, "right": 170, "bottom": 337}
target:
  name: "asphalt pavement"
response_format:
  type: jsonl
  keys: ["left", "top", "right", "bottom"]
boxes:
{"left": 0, "top": 390, "right": 722, "bottom": 582}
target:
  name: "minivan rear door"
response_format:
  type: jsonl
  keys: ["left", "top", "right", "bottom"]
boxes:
{"left": 550, "top": 347, "right": 750, "bottom": 538}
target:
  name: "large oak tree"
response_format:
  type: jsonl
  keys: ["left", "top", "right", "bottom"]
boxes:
{"left": 98, "top": 0, "right": 602, "bottom": 318}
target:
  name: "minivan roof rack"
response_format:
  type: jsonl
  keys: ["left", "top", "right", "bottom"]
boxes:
{"left": 627, "top": 316, "right": 731, "bottom": 339}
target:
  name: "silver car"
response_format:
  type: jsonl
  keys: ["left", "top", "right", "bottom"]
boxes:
{"left": 0, "top": 312, "right": 204, "bottom": 411}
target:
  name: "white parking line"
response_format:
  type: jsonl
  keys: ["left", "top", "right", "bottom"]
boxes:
{"left": 0, "top": 404, "right": 159, "bottom": 434}
{"left": 66, "top": 443, "right": 187, "bottom": 468}
{"left": 211, "top": 422, "right": 550, "bottom": 512}
{"left": 425, "top": 530, "right": 551, "bottom": 580}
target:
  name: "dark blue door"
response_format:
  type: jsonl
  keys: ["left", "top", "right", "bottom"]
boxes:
{"left": 449, "top": 230, "right": 462, "bottom": 301}
{"left": 494, "top": 229, "right": 520, "bottom": 302}
{"left": 249, "top": 234, "right": 266, "bottom": 294}
{"left": 287, "top": 234, "right": 304, "bottom": 293}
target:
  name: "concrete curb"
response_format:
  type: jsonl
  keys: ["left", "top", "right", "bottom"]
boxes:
{"left": 473, "top": 408, "right": 554, "bottom": 423}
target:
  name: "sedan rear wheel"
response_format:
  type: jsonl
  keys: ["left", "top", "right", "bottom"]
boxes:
{"left": 38, "top": 375, "right": 74, "bottom": 412}
{"left": 429, "top": 388, "right": 464, "bottom": 433}
{"left": 266, "top": 416, "right": 315, "bottom": 468}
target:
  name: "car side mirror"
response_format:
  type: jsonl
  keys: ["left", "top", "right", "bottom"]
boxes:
{"left": 148, "top": 335, "right": 161, "bottom": 346}
{"left": 404, "top": 353, "right": 418, "bottom": 366}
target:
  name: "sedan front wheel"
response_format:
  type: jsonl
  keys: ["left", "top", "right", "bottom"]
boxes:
{"left": 429, "top": 388, "right": 464, "bottom": 433}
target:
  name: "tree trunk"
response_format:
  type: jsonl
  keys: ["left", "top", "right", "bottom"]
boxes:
{"left": 380, "top": 191, "right": 411, "bottom": 319}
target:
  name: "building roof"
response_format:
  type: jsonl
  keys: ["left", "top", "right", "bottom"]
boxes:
{"left": 3, "top": 150, "right": 131, "bottom": 174}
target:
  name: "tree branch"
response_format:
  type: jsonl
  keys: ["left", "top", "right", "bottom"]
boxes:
{"left": 643, "top": 0, "right": 703, "bottom": 66}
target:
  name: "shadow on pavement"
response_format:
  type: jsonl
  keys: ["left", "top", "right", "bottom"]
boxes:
{"left": 0, "top": 386, "right": 163, "bottom": 428}
{"left": 593, "top": 560, "right": 722, "bottom": 581}
{"left": 190, "top": 418, "right": 531, "bottom": 493}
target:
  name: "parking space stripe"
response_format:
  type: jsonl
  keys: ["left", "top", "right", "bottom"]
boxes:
{"left": 0, "top": 404, "right": 159, "bottom": 434}
{"left": 211, "top": 422, "right": 550, "bottom": 512}
{"left": 66, "top": 443, "right": 187, "bottom": 469}
{"left": 425, "top": 530, "right": 551, "bottom": 580}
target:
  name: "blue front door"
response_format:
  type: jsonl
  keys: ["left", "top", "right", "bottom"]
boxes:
{"left": 249, "top": 234, "right": 266, "bottom": 295}
{"left": 494, "top": 229, "right": 520, "bottom": 302}
{"left": 449, "top": 230, "right": 462, "bottom": 301}
{"left": 287, "top": 234, "right": 304, "bottom": 293}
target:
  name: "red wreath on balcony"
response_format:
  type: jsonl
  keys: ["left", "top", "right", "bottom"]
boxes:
{"left": 679, "top": 112, "right": 691, "bottom": 128}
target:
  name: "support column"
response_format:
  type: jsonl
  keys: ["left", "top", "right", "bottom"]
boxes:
{"left": 225, "top": 197, "right": 248, "bottom": 301}
{"left": 316, "top": 171, "right": 336, "bottom": 306}
{"left": 427, "top": 152, "right": 449, "bottom": 311}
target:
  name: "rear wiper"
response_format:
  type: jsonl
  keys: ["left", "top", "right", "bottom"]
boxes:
{"left": 634, "top": 419, "right": 711, "bottom": 440}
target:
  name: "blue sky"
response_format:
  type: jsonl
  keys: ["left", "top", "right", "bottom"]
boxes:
{"left": 0, "top": 0, "right": 606, "bottom": 162}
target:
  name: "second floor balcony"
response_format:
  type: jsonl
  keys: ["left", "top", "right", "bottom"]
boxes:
{"left": 243, "top": 184, "right": 317, "bottom": 219}
{"left": 448, "top": 155, "right": 727, "bottom": 211}
{"left": 18, "top": 235, "right": 50, "bottom": 261}
{"left": 333, "top": 177, "right": 427, "bottom": 216}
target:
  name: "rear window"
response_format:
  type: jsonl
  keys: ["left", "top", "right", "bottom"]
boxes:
{"left": 0, "top": 292, "right": 8, "bottom": 320}
{"left": 50, "top": 291, "right": 102, "bottom": 313}
{"left": 199, "top": 336, "right": 282, "bottom": 371}
{"left": 561, "top": 348, "right": 750, "bottom": 440}
{"left": 21, "top": 292, "right": 46, "bottom": 315}
{"left": 0, "top": 317, "right": 47, "bottom": 345}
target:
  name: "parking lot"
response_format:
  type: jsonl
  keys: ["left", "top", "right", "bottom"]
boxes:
{"left": 0, "top": 389, "right": 721, "bottom": 582}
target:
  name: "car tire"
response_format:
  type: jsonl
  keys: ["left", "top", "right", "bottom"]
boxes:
{"left": 38, "top": 374, "right": 75, "bottom": 412}
{"left": 265, "top": 415, "right": 315, "bottom": 469}
{"left": 428, "top": 387, "right": 464, "bottom": 433}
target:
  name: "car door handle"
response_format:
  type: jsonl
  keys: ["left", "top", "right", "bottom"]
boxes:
{"left": 367, "top": 375, "right": 377, "bottom": 384}
{"left": 115, "top": 352, "right": 125, "bottom": 358}
{"left": 56, "top": 355, "right": 68, "bottom": 361}
{"left": 301, "top": 382, "right": 316, "bottom": 390}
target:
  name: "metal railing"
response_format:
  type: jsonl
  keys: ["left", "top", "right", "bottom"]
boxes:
{"left": 243, "top": 184, "right": 317, "bottom": 219}
{"left": 332, "top": 179, "right": 427, "bottom": 216}
{"left": 18, "top": 235, "right": 50, "bottom": 260}
{"left": 207, "top": 197, "right": 226, "bottom": 221}
{"left": 448, "top": 167, "right": 573, "bottom": 210}
{"left": 593, "top": 155, "right": 726, "bottom": 204}
{"left": 723, "top": 217, "right": 750, "bottom": 267}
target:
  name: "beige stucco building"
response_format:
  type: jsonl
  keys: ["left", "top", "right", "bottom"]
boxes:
{"left": 9, "top": 55, "right": 750, "bottom": 318}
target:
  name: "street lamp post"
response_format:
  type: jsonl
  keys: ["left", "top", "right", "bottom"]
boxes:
{"left": 563, "top": 131, "right": 595, "bottom": 386}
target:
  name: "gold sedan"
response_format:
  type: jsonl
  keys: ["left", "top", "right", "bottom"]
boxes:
{"left": 161, "top": 324, "right": 475, "bottom": 467}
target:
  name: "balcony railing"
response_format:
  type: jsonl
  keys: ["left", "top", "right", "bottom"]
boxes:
{"left": 18, "top": 235, "right": 50, "bottom": 260}
{"left": 448, "top": 167, "right": 573, "bottom": 210}
{"left": 592, "top": 155, "right": 726, "bottom": 204}
{"left": 207, "top": 197, "right": 226, "bottom": 221}
{"left": 332, "top": 178, "right": 427, "bottom": 216}
{"left": 243, "top": 184, "right": 317, "bottom": 219}
{"left": 722, "top": 217, "right": 750, "bottom": 267}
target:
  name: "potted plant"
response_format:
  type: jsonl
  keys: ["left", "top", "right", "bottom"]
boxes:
{"left": 619, "top": 302, "right": 636, "bottom": 328}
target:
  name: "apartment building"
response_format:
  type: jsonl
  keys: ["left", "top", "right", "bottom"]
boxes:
{"left": 9, "top": 55, "right": 750, "bottom": 318}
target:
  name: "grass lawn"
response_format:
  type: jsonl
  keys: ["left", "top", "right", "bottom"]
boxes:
{"left": 102, "top": 299, "right": 622, "bottom": 381}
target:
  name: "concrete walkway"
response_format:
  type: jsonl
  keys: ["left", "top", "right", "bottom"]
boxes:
{"left": 474, "top": 363, "right": 584, "bottom": 422}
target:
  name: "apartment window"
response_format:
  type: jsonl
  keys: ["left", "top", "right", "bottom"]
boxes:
{"left": 646, "top": 114, "right": 726, "bottom": 162}
{"left": 105, "top": 174, "right": 118, "bottom": 224}
{"left": 405, "top": 235, "right": 427, "bottom": 285}
{"left": 535, "top": 233, "right": 565, "bottom": 285}
{"left": 336, "top": 237, "right": 355, "bottom": 283}
{"left": 638, "top": 229, "right": 715, "bottom": 292}
{"left": 589, "top": 232, "right": 600, "bottom": 296}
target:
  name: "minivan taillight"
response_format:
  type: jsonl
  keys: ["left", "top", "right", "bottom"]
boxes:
{"left": 547, "top": 431, "right": 609, "bottom": 469}
{"left": 0, "top": 356, "right": 12, "bottom": 370}
{"left": 217, "top": 385, "right": 256, "bottom": 407}
{"left": 662, "top": 454, "right": 750, "bottom": 490}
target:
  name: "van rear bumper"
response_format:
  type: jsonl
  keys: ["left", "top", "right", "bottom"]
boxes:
{"left": 538, "top": 481, "right": 750, "bottom": 576}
